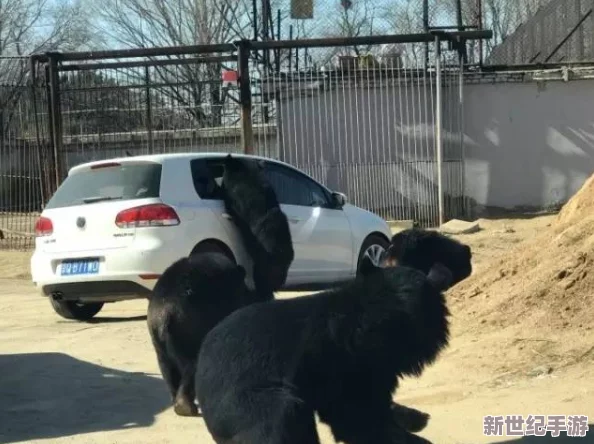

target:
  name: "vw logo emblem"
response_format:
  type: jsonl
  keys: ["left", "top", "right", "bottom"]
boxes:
{"left": 76, "top": 217, "right": 86, "bottom": 229}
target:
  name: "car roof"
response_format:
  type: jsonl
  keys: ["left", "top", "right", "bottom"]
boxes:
{"left": 68, "top": 152, "right": 288, "bottom": 175}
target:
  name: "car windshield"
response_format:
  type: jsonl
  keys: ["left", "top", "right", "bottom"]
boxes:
{"left": 45, "top": 162, "right": 162, "bottom": 209}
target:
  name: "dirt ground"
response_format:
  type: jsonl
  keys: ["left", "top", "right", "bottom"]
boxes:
{"left": 1, "top": 215, "right": 593, "bottom": 444}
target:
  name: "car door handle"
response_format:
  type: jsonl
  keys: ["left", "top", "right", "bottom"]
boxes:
{"left": 288, "top": 217, "right": 301, "bottom": 224}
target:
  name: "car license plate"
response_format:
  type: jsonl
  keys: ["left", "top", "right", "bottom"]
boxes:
{"left": 60, "top": 259, "right": 100, "bottom": 276}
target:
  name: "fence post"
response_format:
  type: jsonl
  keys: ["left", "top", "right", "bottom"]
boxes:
{"left": 458, "top": 45, "right": 467, "bottom": 220}
{"left": 477, "top": 0, "right": 484, "bottom": 67}
{"left": 29, "top": 57, "right": 47, "bottom": 208}
{"left": 434, "top": 35, "right": 445, "bottom": 227}
{"left": 47, "top": 52, "right": 64, "bottom": 189}
{"left": 423, "top": 0, "right": 429, "bottom": 70}
{"left": 237, "top": 40, "right": 254, "bottom": 154}
{"left": 145, "top": 66, "right": 154, "bottom": 155}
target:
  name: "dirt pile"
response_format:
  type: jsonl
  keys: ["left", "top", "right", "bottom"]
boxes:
{"left": 453, "top": 175, "right": 594, "bottom": 336}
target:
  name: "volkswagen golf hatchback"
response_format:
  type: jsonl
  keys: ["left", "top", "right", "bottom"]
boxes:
{"left": 30, "top": 153, "right": 392, "bottom": 320}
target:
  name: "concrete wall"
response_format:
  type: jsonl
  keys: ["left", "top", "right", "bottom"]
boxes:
{"left": 275, "top": 81, "right": 465, "bottom": 223}
{"left": 275, "top": 72, "right": 594, "bottom": 215}
{"left": 463, "top": 77, "right": 594, "bottom": 212}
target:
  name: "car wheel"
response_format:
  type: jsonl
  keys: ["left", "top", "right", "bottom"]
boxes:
{"left": 356, "top": 234, "right": 390, "bottom": 276}
{"left": 49, "top": 298, "right": 104, "bottom": 321}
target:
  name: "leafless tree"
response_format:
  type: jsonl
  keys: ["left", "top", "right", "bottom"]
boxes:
{"left": 0, "top": 0, "right": 95, "bottom": 57}
{"left": 482, "top": 0, "right": 550, "bottom": 52}
{"left": 93, "top": 0, "right": 291, "bottom": 127}
{"left": 0, "top": 0, "right": 95, "bottom": 138}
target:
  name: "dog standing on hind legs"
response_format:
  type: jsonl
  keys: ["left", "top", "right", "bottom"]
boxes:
{"left": 147, "top": 155, "right": 295, "bottom": 417}
{"left": 221, "top": 154, "right": 294, "bottom": 297}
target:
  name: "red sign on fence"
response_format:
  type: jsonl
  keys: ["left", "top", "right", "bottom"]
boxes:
{"left": 222, "top": 70, "right": 238, "bottom": 87}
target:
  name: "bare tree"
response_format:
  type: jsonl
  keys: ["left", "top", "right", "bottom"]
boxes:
{"left": 0, "top": 0, "right": 95, "bottom": 139}
{"left": 334, "top": 0, "right": 377, "bottom": 39}
{"left": 0, "top": 0, "right": 95, "bottom": 56}
{"left": 381, "top": 0, "right": 437, "bottom": 67}
{"left": 93, "top": 0, "right": 280, "bottom": 127}
{"left": 482, "top": 0, "right": 550, "bottom": 51}
{"left": 434, "top": 0, "right": 552, "bottom": 63}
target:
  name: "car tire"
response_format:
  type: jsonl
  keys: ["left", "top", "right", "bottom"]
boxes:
{"left": 356, "top": 234, "right": 390, "bottom": 277}
{"left": 49, "top": 298, "right": 104, "bottom": 321}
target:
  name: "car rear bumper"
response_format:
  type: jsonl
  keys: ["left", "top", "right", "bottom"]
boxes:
{"left": 40, "top": 280, "right": 153, "bottom": 302}
{"left": 30, "top": 245, "right": 177, "bottom": 301}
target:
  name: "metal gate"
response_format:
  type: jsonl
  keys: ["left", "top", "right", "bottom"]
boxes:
{"left": 246, "top": 32, "right": 490, "bottom": 226}
{"left": 1, "top": 29, "right": 491, "bottom": 250}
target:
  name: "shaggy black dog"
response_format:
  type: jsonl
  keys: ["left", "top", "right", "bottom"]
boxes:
{"left": 147, "top": 252, "right": 251, "bottom": 417}
{"left": 221, "top": 154, "right": 294, "bottom": 297}
{"left": 195, "top": 261, "right": 452, "bottom": 444}
{"left": 382, "top": 228, "right": 472, "bottom": 287}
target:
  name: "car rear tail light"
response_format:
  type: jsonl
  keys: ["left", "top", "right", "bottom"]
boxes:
{"left": 115, "top": 203, "right": 180, "bottom": 228}
{"left": 139, "top": 273, "right": 161, "bottom": 280}
{"left": 35, "top": 217, "right": 54, "bottom": 237}
{"left": 91, "top": 162, "right": 121, "bottom": 170}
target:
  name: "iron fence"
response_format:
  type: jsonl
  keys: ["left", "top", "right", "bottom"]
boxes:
{"left": 0, "top": 57, "right": 51, "bottom": 250}
{"left": 0, "top": 29, "right": 492, "bottom": 250}
{"left": 254, "top": 38, "right": 468, "bottom": 225}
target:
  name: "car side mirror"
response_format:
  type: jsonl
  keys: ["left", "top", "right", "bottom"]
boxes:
{"left": 331, "top": 192, "right": 347, "bottom": 209}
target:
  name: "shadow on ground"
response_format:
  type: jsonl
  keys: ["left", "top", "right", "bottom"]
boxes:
{"left": 494, "top": 427, "right": 594, "bottom": 443}
{"left": 55, "top": 315, "right": 148, "bottom": 326}
{"left": 0, "top": 352, "right": 169, "bottom": 443}
{"left": 85, "top": 315, "right": 147, "bottom": 324}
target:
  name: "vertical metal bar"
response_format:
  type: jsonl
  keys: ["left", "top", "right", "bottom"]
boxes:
{"left": 288, "top": 25, "right": 293, "bottom": 72}
{"left": 423, "top": 0, "right": 430, "bottom": 70}
{"left": 145, "top": 66, "right": 154, "bottom": 154}
{"left": 43, "top": 64, "right": 55, "bottom": 199}
{"left": 456, "top": 0, "right": 468, "bottom": 64}
{"left": 276, "top": 9, "right": 282, "bottom": 73}
{"left": 238, "top": 40, "right": 254, "bottom": 154}
{"left": 29, "top": 57, "right": 47, "bottom": 207}
{"left": 252, "top": 0, "right": 258, "bottom": 41}
{"left": 47, "top": 52, "right": 63, "bottom": 189}
{"left": 478, "top": 0, "right": 484, "bottom": 66}
{"left": 434, "top": 36, "right": 444, "bottom": 227}
{"left": 459, "top": 51, "right": 467, "bottom": 219}
{"left": 591, "top": 0, "right": 594, "bottom": 63}
{"left": 262, "top": 0, "right": 270, "bottom": 71}
{"left": 456, "top": 0, "right": 464, "bottom": 30}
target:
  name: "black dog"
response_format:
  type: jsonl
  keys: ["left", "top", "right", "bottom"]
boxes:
{"left": 147, "top": 155, "right": 295, "bottom": 417}
{"left": 382, "top": 228, "right": 472, "bottom": 287}
{"left": 147, "top": 252, "right": 250, "bottom": 417}
{"left": 195, "top": 261, "right": 451, "bottom": 444}
{"left": 221, "top": 154, "right": 294, "bottom": 297}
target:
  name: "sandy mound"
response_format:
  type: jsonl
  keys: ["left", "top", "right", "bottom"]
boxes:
{"left": 555, "top": 172, "right": 594, "bottom": 226}
{"left": 453, "top": 174, "right": 594, "bottom": 335}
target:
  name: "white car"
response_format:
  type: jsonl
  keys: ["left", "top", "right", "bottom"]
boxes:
{"left": 30, "top": 153, "right": 392, "bottom": 321}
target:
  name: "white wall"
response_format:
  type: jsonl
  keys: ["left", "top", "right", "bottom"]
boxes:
{"left": 463, "top": 78, "right": 594, "bottom": 211}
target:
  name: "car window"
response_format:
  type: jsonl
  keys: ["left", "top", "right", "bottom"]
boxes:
{"left": 190, "top": 158, "right": 225, "bottom": 200}
{"left": 263, "top": 162, "right": 331, "bottom": 208}
{"left": 45, "top": 162, "right": 162, "bottom": 209}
